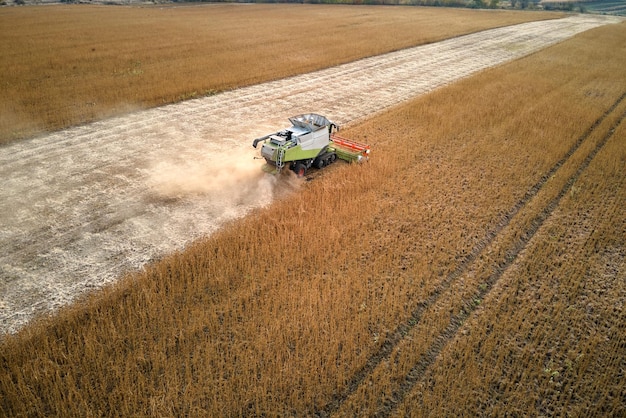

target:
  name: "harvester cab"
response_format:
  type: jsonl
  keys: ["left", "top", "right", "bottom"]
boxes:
{"left": 252, "top": 113, "right": 370, "bottom": 176}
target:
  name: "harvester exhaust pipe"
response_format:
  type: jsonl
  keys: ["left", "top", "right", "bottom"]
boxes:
{"left": 252, "top": 136, "right": 269, "bottom": 148}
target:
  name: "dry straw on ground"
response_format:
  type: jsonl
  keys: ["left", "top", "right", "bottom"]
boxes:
{"left": 1, "top": 7, "right": 624, "bottom": 418}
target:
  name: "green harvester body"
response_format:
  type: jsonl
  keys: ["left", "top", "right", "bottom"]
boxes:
{"left": 252, "top": 113, "right": 370, "bottom": 176}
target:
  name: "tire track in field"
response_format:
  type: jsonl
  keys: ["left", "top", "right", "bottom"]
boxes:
{"left": 0, "top": 15, "right": 620, "bottom": 335}
{"left": 376, "top": 99, "right": 626, "bottom": 417}
{"left": 317, "top": 93, "right": 626, "bottom": 417}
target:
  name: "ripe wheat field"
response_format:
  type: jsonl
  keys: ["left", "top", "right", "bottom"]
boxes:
{"left": 0, "top": 3, "right": 559, "bottom": 144}
{"left": 1, "top": 5, "right": 625, "bottom": 417}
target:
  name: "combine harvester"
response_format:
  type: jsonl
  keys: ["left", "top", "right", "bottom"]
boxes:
{"left": 252, "top": 113, "right": 370, "bottom": 176}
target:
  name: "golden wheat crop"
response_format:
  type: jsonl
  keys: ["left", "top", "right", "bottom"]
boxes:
{"left": 1, "top": 10, "right": 624, "bottom": 418}
{"left": 395, "top": 103, "right": 626, "bottom": 417}
{"left": 0, "top": 4, "right": 559, "bottom": 144}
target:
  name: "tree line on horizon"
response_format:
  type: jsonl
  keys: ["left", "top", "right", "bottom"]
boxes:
{"left": 168, "top": 0, "right": 541, "bottom": 11}
{"left": 177, "top": 0, "right": 560, "bottom": 11}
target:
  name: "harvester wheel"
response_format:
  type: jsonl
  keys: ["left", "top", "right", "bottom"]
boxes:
{"left": 315, "top": 158, "right": 325, "bottom": 169}
{"left": 294, "top": 163, "right": 307, "bottom": 177}
{"left": 329, "top": 154, "right": 336, "bottom": 163}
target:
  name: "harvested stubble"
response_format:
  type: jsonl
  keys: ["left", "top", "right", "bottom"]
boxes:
{"left": 1, "top": 14, "right": 625, "bottom": 418}
{"left": 0, "top": 4, "right": 559, "bottom": 144}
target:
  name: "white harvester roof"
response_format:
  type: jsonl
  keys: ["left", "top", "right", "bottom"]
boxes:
{"left": 288, "top": 113, "right": 334, "bottom": 133}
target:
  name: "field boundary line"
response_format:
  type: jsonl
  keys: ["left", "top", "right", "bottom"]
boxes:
{"left": 315, "top": 92, "right": 626, "bottom": 417}
{"left": 375, "top": 102, "right": 626, "bottom": 417}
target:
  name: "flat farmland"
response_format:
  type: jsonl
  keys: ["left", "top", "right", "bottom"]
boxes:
{"left": 0, "top": 12, "right": 616, "bottom": 334}
{"left": 1, "top": 5, "right": 625, "bottom": 417}
{"left": 0, "top": 4, "right": 560, "bottom": 143}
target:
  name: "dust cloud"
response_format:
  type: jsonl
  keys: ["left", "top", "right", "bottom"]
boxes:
{"left": 146, "top": 147, "right": 300, "bottom": 214}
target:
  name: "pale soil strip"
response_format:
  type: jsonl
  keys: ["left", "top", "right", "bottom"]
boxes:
{"left": 0, "top": 15, "right": 620, "bottom": 335}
